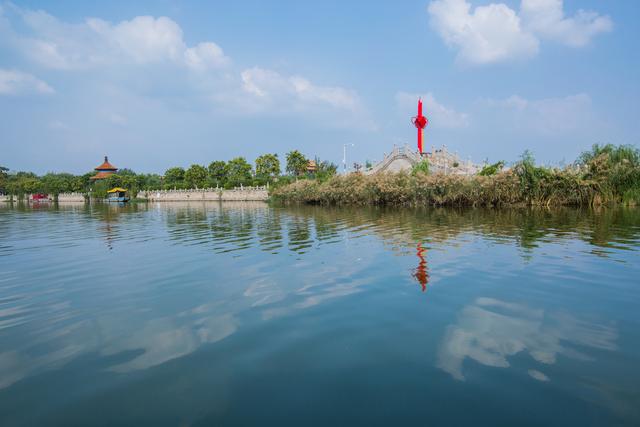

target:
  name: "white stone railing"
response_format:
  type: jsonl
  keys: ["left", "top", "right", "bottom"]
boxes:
{"left": 368, "top": 144, "right": 421, "bottom": 174}
{"left": 145, "top": 185, "right": 268, "bottom": 193}
{"left": 138, "top": 186, "right": 269, "bottom": 202}
{"left": 56, "top": 192, "right": 87, "bottom": 202}
{"left": 56, "top": 192, "right": 86, "bottom": 197}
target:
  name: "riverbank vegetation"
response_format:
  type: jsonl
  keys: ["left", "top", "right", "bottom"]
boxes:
{"left": 0, "top": 151, "right": 337, "bottom": 199}
{"left": 272, "top": 145, "right": 640, "bottom": 207}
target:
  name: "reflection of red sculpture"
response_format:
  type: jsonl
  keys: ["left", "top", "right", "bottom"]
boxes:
{"left": 411, "top": 98, "right": 429, "bottom": 154}
{"left": 412, "top": 242, "right": 429, "bottom": 292}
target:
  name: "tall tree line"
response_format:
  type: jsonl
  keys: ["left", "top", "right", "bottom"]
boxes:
{"left": 0, "top": 151, "right": 338, "bottom": 197}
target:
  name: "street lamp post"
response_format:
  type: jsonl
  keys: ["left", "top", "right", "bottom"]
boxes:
{"left": 343, "top": 143, "right": 355, "bottom": 174}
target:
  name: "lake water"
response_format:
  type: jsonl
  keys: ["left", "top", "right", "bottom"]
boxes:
{"left": 1, "top": 202, "right": 639, "bottom": 426}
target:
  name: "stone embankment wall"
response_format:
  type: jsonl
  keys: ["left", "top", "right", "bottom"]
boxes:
{"left": 0, "top": 193, "right": 86, "bottom": 202}
{"left": 138, "top": 187, "right": 269, "bottom": 202}
{"left": 56, "top": 193, "right": 87, "bottom": 202}
{"left": 0, "top": 188, "right": 269, "bottom": 203}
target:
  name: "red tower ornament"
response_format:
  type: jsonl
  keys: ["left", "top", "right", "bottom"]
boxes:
{"left": 411, "top": 98, "right": 428, "bottom": 154}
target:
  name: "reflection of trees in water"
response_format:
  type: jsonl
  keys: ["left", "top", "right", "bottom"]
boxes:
{"left": 35, "top": 202, "right": 150, "bottom": 250}
{"left": 281, "top": 205, "right": 640, "bottom": 256}
{"left": 257, "top": 208, "right": 283, "bottom": 252}
{"left": 211, "top": 206, "right": 255, "bottom": 253}
{"left": 162, "top": 203, "right": 640, "bottom": 259}
{"left": 166, "top": 204, "right": 212, "bottom": 245}
{"left": 287, "top": 215, "right": 313, "bottom": 253}
{"left": 165, "top": 203, "right": 259, "bottom": 253}
{"left": 314, "top": 212, "right": 342, "bottom": 243}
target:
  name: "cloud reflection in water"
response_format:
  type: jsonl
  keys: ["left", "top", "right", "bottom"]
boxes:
{"left": 437, "top": 297, "right": 618, "bottom": 381}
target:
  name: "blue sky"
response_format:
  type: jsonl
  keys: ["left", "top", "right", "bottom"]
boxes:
{"left": 1, "top": 0, "right": 638, "bottom": 174}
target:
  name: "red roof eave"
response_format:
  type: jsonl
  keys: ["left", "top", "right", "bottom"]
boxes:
{"left": 90, "top": 171, "right": 114, "bottom": 180}
{"left": 94, "top": 156, "right": 118, "bottom": 171}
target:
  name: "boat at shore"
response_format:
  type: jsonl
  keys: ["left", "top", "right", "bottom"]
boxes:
{"left": 30, "top": 193, "right": 51, "bottom": 203}
{"left": 105, "top": 187, "right": 129, "bottom": 203}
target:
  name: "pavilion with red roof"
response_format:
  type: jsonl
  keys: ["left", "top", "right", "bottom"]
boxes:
{"left": 90, "top": 156, "right": 118, "bottom": 180}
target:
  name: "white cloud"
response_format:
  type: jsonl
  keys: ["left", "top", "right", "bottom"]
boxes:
{"left": 241, "top": 67, "right": 360, "bottom": 112}
{"left": 87, "top": 16, "right": 186, "bottom": 64}
{"left": 0, "top": 69, "right": 54, "bottom": 95}
{"left": 428, "top": 0, "right": 612, "bottom": 65}
{"left": 234, "top": 67, "right": 375, "bottom": 130}
{"left": 428, "top": 0, "right": 539, "bottom": 64}
{"left": 241, "top": 67, "right": 283, "bottom": 98}
{"left": 396, "top": 92, "right": 469, "bottom": 129}
{"left": 520, "top": 0, "right": 613, "bottom": 47}
{"left": 4, "top": 7, "right": 230, "bottom": 70}
{"left": 184, "top": 42, "right": 230, "bottom": 71}
{"left": 482, "top": 93, "right": 594, "bottom": 134}
{"left": 290, "top": 76, "right": 359, "bottom": 110}
{"left": 0, "top": 6, "right": 370, "bottom": 131}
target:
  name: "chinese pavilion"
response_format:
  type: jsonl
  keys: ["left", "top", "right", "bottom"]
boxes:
{"left": 90, "top": 156, "right": 118, "bottom": 181}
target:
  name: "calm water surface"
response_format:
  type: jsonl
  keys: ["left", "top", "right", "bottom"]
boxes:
{"left": 1, "top": 202, "right": 639, "bottom": 426}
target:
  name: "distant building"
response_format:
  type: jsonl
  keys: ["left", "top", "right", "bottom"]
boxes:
{"left": 90, "top": 156, "right": 118, "bottom": 181}
{"left": 306, "top": 159, "right": 317, "bottom": 173}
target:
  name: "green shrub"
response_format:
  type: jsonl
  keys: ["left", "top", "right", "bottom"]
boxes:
{"left": 411, "top": 159, "right": 430, "bottom": 176}
{"left": 478, "top": 161, "right": 505, "bottom": 176}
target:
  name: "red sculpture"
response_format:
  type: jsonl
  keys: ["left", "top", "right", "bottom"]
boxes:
{"left": 411, "top": 98, "right": 429, "bottom": 154}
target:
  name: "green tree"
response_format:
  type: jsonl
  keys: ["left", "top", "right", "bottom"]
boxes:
{"left": 164, "top": 167, "right": 185, "bottom": 189}
{"left": 0, "top": 166, "right": 10, "bottom": 194}
{"left": 184, "top": 164, "right": 208, "bottom": 188}
{"left": 118, "top": 168, "right": 137, "bottom": 176}
{"left": 578, "top": 144, "right": 640, "bottom": 202}
{"left": 41, "top": 173, "right": 67, "bottom": 195}
{"left": 478, "top": 161, "right": 505, "bottom": 176}
{"left": 255, "top": 153, "right": 280, "bottom": 180}
{"left": 7, "top": 172, "right": 41, "bottom": 197}
{"left": 139, "top": 173, "right": 163, "bottom": 190}
{"left": 411, "top": 159, "right": 430, "bottom": 175}
{"left": 90, "top": 180, "right": 110, "bottom": 199}
{"left": 71, "top": 175, "right": 87, "bottom": 192}
{"left": 315, "top": 159, "right": 338, "bottom": 182}
{"left": 208, "top": 161, "right": 227, "bottom": 187}
{"left": 121, "top": 175, "right": 140, "bottom": 196}
{"left": 105, "top": 173, "right": 124, "bottom": 189}
{"left": 286, "top": 150, "right": 308, "bottom": 176}
{"left": 226, "top": 157, "right": 253, "bottom": 187}
{"left": 579, "top": 144, "right": 640, "bottom": 167}
{"left": 514, "top": 150, "right": 551, "bottom": 202}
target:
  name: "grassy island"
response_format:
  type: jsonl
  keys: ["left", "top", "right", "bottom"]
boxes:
{"left": 272, "top": 145, "right": 640, "bottom": 207}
